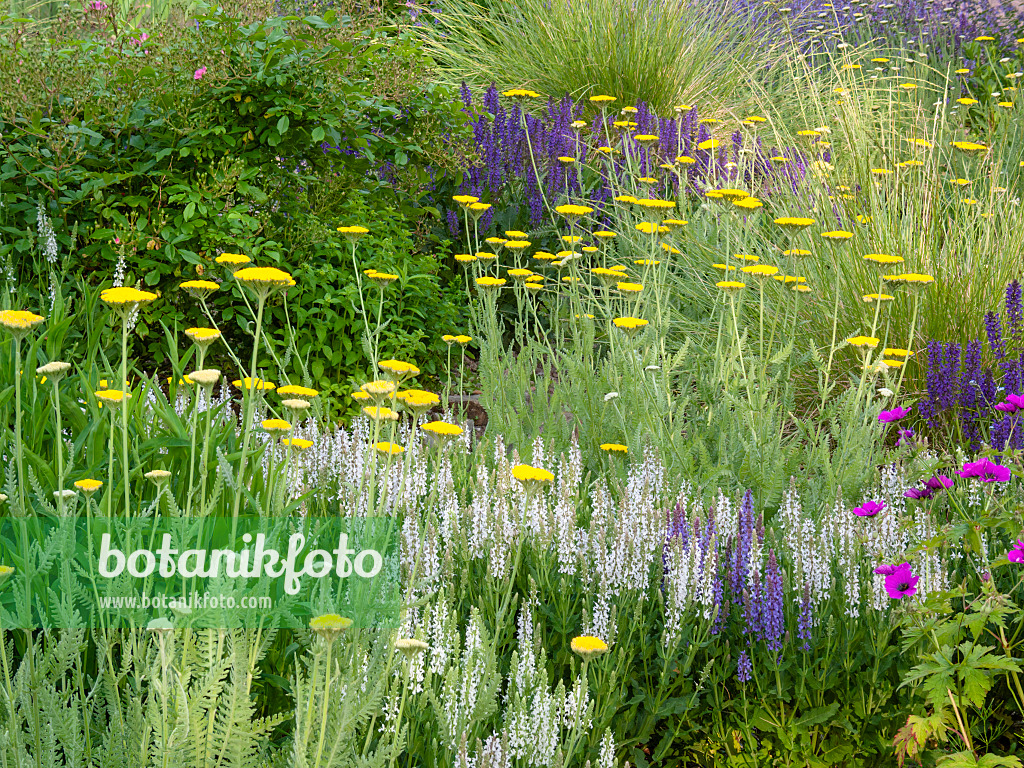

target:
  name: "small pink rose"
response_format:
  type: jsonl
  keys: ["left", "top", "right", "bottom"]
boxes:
{"left": 194, "top": 66, "right": 207, "bottom": 80}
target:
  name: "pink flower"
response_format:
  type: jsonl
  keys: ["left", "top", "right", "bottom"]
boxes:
{"left": 878, "top": 406, "right": 911, "bottom": 423}
{"left": 853, "top": 500, "right": 886, "bottom": 517}
{"left": 1009, "top": 539, "right": 1024, "bottom": 564}
{"left": 958, "top": 458, "right": 1012, "bottom": 483}
{"left": 89, "top": 0, "right": 108, "bottom": 9}
{"left": 884, "top": 563, "right": 920, "bottom": 599}
{"left": 873, "top": 564, "right": 898, "bottom": 576}
{"left": 194, "top": 66, "right": 207, "bottom": 80}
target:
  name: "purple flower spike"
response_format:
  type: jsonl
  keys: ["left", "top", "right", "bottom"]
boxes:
{"left": 879, "top": 406, "right": 912, "bottom": 423}
{"left": 884, "top": 563, "right": 920, "bottom": 599}
{"left": 853, "top": 500, "right": 886, "bottom": 517}
{"left": 874, "top": 564, "right": 898, "bottom": 576}
{"left": 737, "top": 650, "right": 753, "bottom": 682}
{"left": 1009, "top": 539, "right": 1024, "bottom": 564}
{"left": 958, "top": 458, "right": 1012, "bottom": 483}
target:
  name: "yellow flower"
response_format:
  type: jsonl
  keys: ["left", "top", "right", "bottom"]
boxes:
{"left": 95, "top": 389, "right": 130, "bottom": 403}
{"left": 74, "top": 478, "right": 103, "bottom": 494}
{"left": 0, "top": 310, "right": 45, "bottom": 336}
{"left": 955, "top": 68, "right": 971, "bottom": 75}
{"left": 820, "top": 230, "right": 854, "bottom": 241}
{"left": 974, "top": 35, "right": 994, "bottom": 41}
{"left": 871, "top": 168, "right": 893, "bottom": 177}
{"left": 634, "top": 222, "right": 668, "bottom": 235}
{"left": 797, "top": 129, "right": 821, "bottom": 137}
{"left": 770, "top": 156, "right": 790, "bottom": 165}
{"left": 352, "top": 391, "right": 371, "bottom": 401}
{"left": 782, "top": 249, "right": 811, "bottom": 257}
{"left": 504, "top": 241, "right": 531, "bottom": 250}
{"left": 712, "top": 263, "right": 737, "bottom": 272}
{"left": 883, "top": 273, "right": 935, "bottom": 286}
{"left": 741, "top": 265, "right": 779, "bottom": 277}
{"left": 374, "top": 441, "right": 405, "bottom": 455}
{"left": 281, "top": 438, "right": 314, "bottom": 451}
{"left": 421, "top": 420, "right": 464, "bottom": 438}
{"left": 378, "top": 360, "right": 420, "bottom": 379}
{"left": 277, "top": 385, "right": 319, "bottom": 399}
{"left": 898, "top": 160, "right": 924, "bottom": 169}
{"left": 485, "top": 237, "right": 508, "bottom": 246}
{"left": 234, "top": 266, "right": 294, "bottom": 290}
{"left": 100, "top": 287, "right": 158, "bottom": 306}
{"left": 362, "top": 380, "right": 398, "bottom": 397}
{"left": 774, "top": 217, "right": 815, "bottom": 230}
{"left": 362, "top": 405, "right": 397, "bottom": 423}
{"left": 216, "top": 252, "right": 251, "bottom": 270}
{"left": 336, "top": 225, "right": 370, "bottom": 241}
{"left": 661, "top": 219, "right": 687, "bottom": 230}
{"left": 502, "top": 88, "right": 541, "bottom": 99}
{"left": 633, "top": 134, "right": 659, "bottom": 144}
{"left": 634, "top": 198, "right": 676, "bottom": 211}
{"left": 898, "top": 83, "right": 917, "bottom": 90}
{"left": 908, "top": 138, "right": 933, "bottom": 148}
{"left": 476, "top": 276, "right": 507, "bottom": 289}
{"left": 862, "top": 293, "right": 895, "bottom": 302}
{"left": 635, "top": 259, "right": 661, "bottom": 266}
{"left": 179, "top": 280, "right": 220, "bottom": 298}
{"left": 185, "top": 327, "right": 222, "bottom": 346}
{"left": 613, "top": 317, "right": 649, "bottom": 335}
{"left": 733, "top": 197, "right": 763, "bottom": 211}
{"left": 662, "top": 244, "right": 681, "bottom": 255}
{"left": 452, "top": 194, "right": 479, "bottom": 207}
{"left": 262, "top": 419, "right": 293, "bottom": 432}
{"left": 232, "top": 377, "right": 276, "bottom": 390}
{"left": 369, "top": 271, "right": 400, "bottom": 286}
{"left": 454, "top": 254, "right": 477, "bottom": 263}
{"left": 884, "top": 348, "right": 913, "bottom": 357}
{"left": 600, "top": 443, "right": 628, "bottom": 453}
{"left": 554, "top": 204, "right": 594, "bottom": 218}
{"left": 589, "top": 94, "right": 616, "bottom": 103}
{"left": 511, "top": 464, "right": 555, "bottom": 485}
{"left": 863, "top": 253, "right": 903, "bottom": 266}
{"left": 847, "top": 335, "right": 880, "bottom": 348}
{"left": 617, "top": 282, "right": 643, "bottom": 293}
{"left": 505, "top": 230, "right": 527, "bottom": 239}
{"left": 716, "top": 280, "right": 746, "bottom": 291}
{"left": 956, "top": 98, "right": 978, "bottom": 106}
{"left": 469, "top": 202, "right": 492, "bottom": 215}
{"left": 697, "top": 138, "right": 720, "bottom": 151}
{"left": 675, "top": 155, "right": 696, "bottom": 165}
{"left": 308, "top": 613, "right": 353, "bottom": 639}
{"left": 950, "top": 178, "right": 972, "bottom": 186}
{"left": 570, "top": 635, "right": 609, "bottom": 658}
{"left": 951, "top": 141, "right": 987, "bottom": 152}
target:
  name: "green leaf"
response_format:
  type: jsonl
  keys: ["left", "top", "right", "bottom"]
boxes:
{"left": 183, "top": 202, "right": 196, "bottom": 221}
{"left": 277, "top": 115, "right": 290, "bottom": 135}
{"left": 311, "top": 126, "right": 325, "bottom": 143}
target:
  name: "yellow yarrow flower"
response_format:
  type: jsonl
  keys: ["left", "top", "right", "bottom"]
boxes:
{"left": 476, "top": 276, "right": 506, "bottom": 288}
{"left": 100, "top": 286, "right": 158, "bottom": 306}
{"left": 511, "top": 464, "right": 555, "bottom": 485}
{"left": 716, "top": 280, "right": 746, "bottom": 291}
{"left": 378, "top": 360, "right": 420, "bottom": 379}
{"left": 374, "top": 441, "right": 405, "bottom": 455}
{"left": 600, "top": 443, "right": 628, "bottom": 453}
{"left": 180, "top": 280, "right": 220, "bottom": 298}
{"left": 281, "top": 438, "right": 314, "bottom": 451}
{"left": 0, "top": 310, "right": 45, "bottom": 336}
{"left": 261, "top": 418, "right": 292, "bottom": 432}
{"left": 232, "top": 377, "right": 275, "bottom": 391}
{"left": 278, "top": 385, "right": 319, "bottom": 399}
{"left": 421, "top": 421, "right": 464, "bottom": 437}
{"left": 846, "top": 335, "right": 880, "bottom": 348}
{"left": 570, "top": 635, "right": 609, "bottom": 658}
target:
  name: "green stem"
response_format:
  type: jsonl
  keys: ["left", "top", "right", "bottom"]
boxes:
{"left": 52, "top": 380, "right": 64, "bottom": 516}
{"left": 13, "top": 336, "right": 25, "bottom": 513}
{"left": 232, "top": 293, "right": 267, "bottom": 519}
{"left": 120, "top": 316, "right": 130, "bottom": 517}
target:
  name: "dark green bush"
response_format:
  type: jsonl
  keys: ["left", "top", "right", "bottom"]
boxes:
{"left": 0, "top": 1, "right": 471, "bottom": 406}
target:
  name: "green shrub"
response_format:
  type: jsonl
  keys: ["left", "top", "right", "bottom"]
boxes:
{"left": 0, "top": 1, "right": 472, "bottom": 403}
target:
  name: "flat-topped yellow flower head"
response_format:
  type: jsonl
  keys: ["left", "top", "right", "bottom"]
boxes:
{"left": 232, "top": 377, "right": 276, "bottom": 391}
{"left": 554, "top": 204, "right": 594, "bottom": 219}
{"left": 234, "top": 266, "right": 294, "bottom": 293}
{"left": 281, "top": 438, "right": 314, "bottom": 451}
{"left": 101, "top": 287, "right": 158, "bottom": 307}
{"left": 278, "top": 385, "right": 319, "bottom": 400}
{"left": 180, "top": 280, "right": 220, "bottom": 298}
{"left": 378, "top": 359, "right": 420, "bottom": 380}
{"left": 511, "top": 464, "right": 555, "bottom": 486}
{"left": 215, "top": 252, "right": 251, "bottom": 271}
{"left": 846, "top": 335, "right": 880, "bottom": 348}
{"left": 421, "top": 421, "right": 464, "bottom": 438}
{"left": 716, "top": 280, "right": 746, "bottom": 291}
{"left": 476, "top": 276, "right": 507, "bottom": 289}
{"left": 261, "top": 418, "right": 291, "bottom": 432}
{"left": 571, "top": 635, "right": 609, "bottom": 658}
{"left": 0, "top": 310, "right": 45, "bottom": 338}
{"left": 600, "top": 443, "right": 628, "bottom": 453}
{"left": 185, "top": 327, "right": 222, "bottom": 347}
{"left": 774, "top": 217, "right": 815, "bottom": 230}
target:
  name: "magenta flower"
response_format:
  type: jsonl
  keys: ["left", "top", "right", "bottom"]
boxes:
{"left": 1009, "top": 539, "right": 1024, "bottom": 564}
{"left": 924, "top": 475, "right": 954, "bottom": 492}
{"left": 884, "top": 563, "right": 920, "bottom": 599}
{"left": 878, "top": 406, "right": 911, "bottom": 423}
{"left": 194, "top": 66, "right": 207, "bottom": 80}
{"left": 874, "top": 564, "right": 898, "bottom": 576}
{"left": 897, "top": 428, "right": 915, "bottom": 447}
{"left": 89, "top": 0, "right": 108, "bottom": 9}
{"left": 853, "top": 500, "right": 886, "bottom": 517}
{"left": 958, "top": 458, "right": 1012, "bottom": 483}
